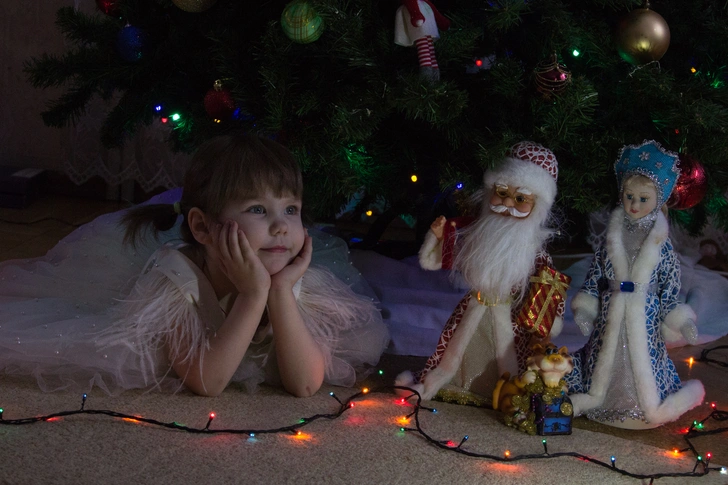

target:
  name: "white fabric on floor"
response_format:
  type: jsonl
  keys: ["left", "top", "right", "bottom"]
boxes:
{"left": 350, "top": 250, "right": 728, "bottom": 356}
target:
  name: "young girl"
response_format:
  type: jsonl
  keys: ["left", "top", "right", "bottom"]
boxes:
{"left": 565, "top": 140, "right": 704, "bottom": 428}
{"left": 0, "top": 133, "right": 389, "bottom": 396}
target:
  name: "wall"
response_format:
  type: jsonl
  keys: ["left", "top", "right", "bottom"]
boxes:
{"left": 0, "top": 1, "right": 72, "bottom": 171}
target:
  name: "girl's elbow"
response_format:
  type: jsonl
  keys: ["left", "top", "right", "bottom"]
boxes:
{"left": 183, "top": 376, "right": 227, "bottom": 397}
{"left": 286, "top": 377, "right": 324, "bottom": 398}
{"left": 289, "top": 385, "right": 319, "bottom": 398}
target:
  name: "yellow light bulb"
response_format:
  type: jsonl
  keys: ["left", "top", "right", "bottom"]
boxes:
{"left": 411, "top": 175, "right": 418, "bottom": 183}
{"left": 365, "top": 210, "right": 373, "bottom": 216}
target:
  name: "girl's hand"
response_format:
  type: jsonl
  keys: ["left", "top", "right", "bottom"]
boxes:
{"left": 269, "top": 230, "right": 312, "bottom": 291}
{"left": 213, "top": 220, "right": 270, "bottom": 295}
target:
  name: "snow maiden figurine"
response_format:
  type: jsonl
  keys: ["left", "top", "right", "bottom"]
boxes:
{"left": 565, "top": 140, "right": 705, "bottom": 429}
{"left": 397, "top": 142, "right": 570, "bottom": 406}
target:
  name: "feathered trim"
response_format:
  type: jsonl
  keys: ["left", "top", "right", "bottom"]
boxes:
{"left": 297, "top": 265, "right": 389, "bottom": 386}
{"left": 418, "top": 230, "right": 443, "bottom": 270}
{"left": 662, "top": 303, "right": 698, "bottom": 343}
{"left": 98, "top": 271, "right": 207, "bottom": 391}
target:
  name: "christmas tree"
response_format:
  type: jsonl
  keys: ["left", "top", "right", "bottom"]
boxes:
{"left": 25, "top": 0, "right": 728, "bottom": 246}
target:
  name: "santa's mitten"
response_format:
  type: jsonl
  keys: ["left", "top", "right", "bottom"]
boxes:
{"left": 401, "top": 0, "right": 425, "bottom": 27}
{"left": 662, "top": 303, "right": 698, "bottom": 344}
{"left": 422, "top": 0, "right": 450, "bottom": 30}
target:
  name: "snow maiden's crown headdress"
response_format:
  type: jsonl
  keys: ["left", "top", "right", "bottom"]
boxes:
{"left": 614, "top": 140, "right": 681, "bottom": 209}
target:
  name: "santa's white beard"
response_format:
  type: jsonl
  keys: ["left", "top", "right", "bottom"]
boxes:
{"left": 454, "top": 209, "right": 551, "bottom": 302}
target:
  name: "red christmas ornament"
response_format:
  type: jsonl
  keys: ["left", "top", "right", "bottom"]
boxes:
{"left": 203, "top": 80, "right": 235, "bottom": 120}
{"left": 534, "top": 53, "right": 572, "bottom": 99}
{"left": 96, "top": 0, "right": 121, "bottom": 16}
{"left": 667, "top": 153, "right": 708, "bottom": 210}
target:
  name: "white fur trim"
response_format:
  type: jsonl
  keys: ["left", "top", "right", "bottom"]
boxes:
{"left": 419, "top": 303, "right": 486, "bottom": 400}
{"left": 644, "top": 379, "right": 705, "bottom": 425}
{"left": 484, "top": 157, "right": 557, "bottom": 209}
{"left": 661, "top": 325, "right": 681, "bottom": 343}
{"left": 571, "top": 291, "right": 599, "bottom": 323}
{"left": 550, "top": 315, "right": 563, "bottom": 337}
{"left": 663, "top": 303, "right": 698, "bottom": 332}
{"left": 394, "top": 370, "right": 424, "bottom": 398}
{"left": 492, "top": 304, "right": 519, "bottom": 374}
{"left": 418, "top": 230, "right": 443, "bottom": 271}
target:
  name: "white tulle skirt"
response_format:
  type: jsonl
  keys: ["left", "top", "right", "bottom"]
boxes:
{"left": 0, "top": 189, "right": 389, "bottom": 395}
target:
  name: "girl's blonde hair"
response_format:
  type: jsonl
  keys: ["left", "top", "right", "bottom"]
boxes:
{"left": 122, "top": 133, "right": 303, "bottom": 247}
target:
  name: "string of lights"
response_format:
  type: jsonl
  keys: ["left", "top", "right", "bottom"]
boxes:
{"left": 698, "top": 345, "right": 728, "bottom": 368}
{"left": 1, "top": 385, "right": 725, "bottom": 481}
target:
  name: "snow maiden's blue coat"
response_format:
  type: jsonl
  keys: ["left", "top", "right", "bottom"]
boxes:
{"left": 565, "top": 208, "right": 704, "bottom": 426}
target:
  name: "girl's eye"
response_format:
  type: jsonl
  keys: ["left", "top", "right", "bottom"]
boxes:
{"left": 640, "top": 197, "right": 648, "bottom": 203}
{"left": 625, "top": 194, "right": 633, "bottom": 200}
{"left": 285, "top": 205, "right": 299, "bottom": 215}
{"left": 247, "top": 205, "right": 265, "bottom": 214}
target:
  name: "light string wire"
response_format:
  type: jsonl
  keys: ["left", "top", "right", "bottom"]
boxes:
{"left": 698, "top": 345, "right": 728, "bottom": 368}
{"left": 0, "top": 385, "right": 725, "bottom": 480}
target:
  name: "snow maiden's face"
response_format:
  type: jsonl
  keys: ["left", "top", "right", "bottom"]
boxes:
{"left": 621, "top": 175, "right": 658, "bottom": 220}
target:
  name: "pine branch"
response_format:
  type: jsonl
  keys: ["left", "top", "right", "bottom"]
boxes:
{"left": 54, "top": 6, "right": 120, "bottom": 46}
{"left": 40, "top": 83, "right": 97, "bottom": 127}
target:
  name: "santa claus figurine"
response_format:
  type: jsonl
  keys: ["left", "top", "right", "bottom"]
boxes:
{"left": 394, "top": 0, "right": 451, "bottom": 82}
{"left": 565, "top": 140, "right": 704, "bottom": 429}
{"left": 397, "top": 141, "right": 570, "bottom": 406}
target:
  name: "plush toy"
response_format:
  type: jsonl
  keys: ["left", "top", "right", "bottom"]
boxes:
{"left": 394, "top": 0, "right": 451, "bottom": 82}
{"left": 565, "top": 140, "right": 705, "bottom": 429}
{"left": 396, "top": 142, "right": 568, "bottom": 407}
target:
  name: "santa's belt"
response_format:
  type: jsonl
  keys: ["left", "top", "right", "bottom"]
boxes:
{"left": 471, "top": 291, "right": 512, "bottom": 306}
{"left": 607, "top": 280, "right": 657, "bottom": 294}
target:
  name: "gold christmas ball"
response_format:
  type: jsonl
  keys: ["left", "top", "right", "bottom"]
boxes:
{"left": 615, "top": 6, "right": 670, "bottom": 65}
{"left": 171, "top": 0, "right": 217, "bottom": 13}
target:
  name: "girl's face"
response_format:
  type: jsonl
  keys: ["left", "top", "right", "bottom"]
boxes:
{"left": 218, "top": 190, "right": 305, "bottom": 275}
{"left": 622, "top": 176, "right": 658, "bottom": 220}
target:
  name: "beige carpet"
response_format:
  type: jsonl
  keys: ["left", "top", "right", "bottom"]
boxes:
{"left": 1, "top": 340, "right": 727, "bottom": 485}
